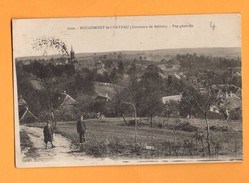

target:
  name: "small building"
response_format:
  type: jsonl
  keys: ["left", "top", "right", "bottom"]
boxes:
{"left": 95, "top": 93, "right": 112, "bottom": 102}
{"left": 55, "top": 91, "right": 77, "bottom": 121}
{"left": 18, "top": 96, "right": 38, "bottom": 123}
{"left": 162, "top": 94, "right": 182, "bottom": 104}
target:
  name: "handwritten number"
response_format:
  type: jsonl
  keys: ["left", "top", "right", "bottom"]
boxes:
{"left": 210, "top": 21, "right": 216, "bottom": 31}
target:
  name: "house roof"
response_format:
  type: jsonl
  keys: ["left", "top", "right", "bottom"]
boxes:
{"left": 18, "top": 97, "right": 27, "bottom": 106}
{"left": 29, "top": 79, "right": 46, "bottom": 91}
{"left": 18, "top": 97, "right": 38, "bottom": 121}
{"left": 225, "top": 95, "right": 242, "bottom": 110}
{"left": 95, "top": 93, "right": 112, "bottom": 101}
{"left": 162, "top": 95, "right": 182, "bottom": 104}
{"left": 233, "top": 72, "right": 241, "bottom": 77}
{"left": 59, "top": 92, "right": 76, "bottom": 107}
{"left": 94, "top": 82, "right": 116, "bottom": 99}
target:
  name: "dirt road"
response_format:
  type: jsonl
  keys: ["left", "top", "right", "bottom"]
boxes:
{"left": 20, "top": 125, "right": 89, "bottom": 163}
{"left": 19, "top": 125, "right": 129, "bottom": 167}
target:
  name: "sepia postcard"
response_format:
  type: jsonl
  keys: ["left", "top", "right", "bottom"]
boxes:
{"left": 13, "top": 14, "right": 242, "bottom": 168}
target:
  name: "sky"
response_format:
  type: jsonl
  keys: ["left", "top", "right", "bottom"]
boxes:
{"left": 12, "top": 14, "right": 241, "bottom": 58}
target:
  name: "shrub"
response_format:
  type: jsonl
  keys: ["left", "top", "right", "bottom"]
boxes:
{"left": 130, "top": 144, "right": 143, "bottom": 155}
{"left": 229, "top": 108, "right": 242, "bottom": 120}
{"left": 210, "top": 139, "right": 222, "bottom": 156}
{"left": 184, "top": 139, "right": 196, "bottom": 156}
{"left": 157, "top": 123, "right": 163, "bottom": 128}
{"left": 85, "top": 141, "right": 107, "bottom": 157}
{"left": 127, "top": 119, "right": 135, "bottom": 126}
{"left": 159, "top": 141, "right": 181, "bottom": 156}
{"left": 174, "top": 122, "right": 198, "bottom": 132}
{"left": 107, "top": 137, "right": 126, "bottom": 154}
{"left": 209, "top": 125, "right": 232, "bottom": 132}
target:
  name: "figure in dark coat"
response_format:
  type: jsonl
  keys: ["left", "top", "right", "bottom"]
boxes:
{"left": 77, "top": 115, "right": 87, "bottom": 144}
{"left": 43, "top": 121, "right": 55, "bottom": 148}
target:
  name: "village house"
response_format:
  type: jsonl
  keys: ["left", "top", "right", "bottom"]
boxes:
{"left": 95, "top": 93, "right": 112, "bottom": 102}
{"left": 161, "top": 94, "right": 182, "bottom": 104}
{"left": 55, "top": 91, "right": 77, "bottom": 120}
{"left": 18, "top": 96, "right": 38, "bottom": 123}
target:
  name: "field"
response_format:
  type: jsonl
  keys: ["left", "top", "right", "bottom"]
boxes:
{"left": 24, "top": 117, "right": 242, "bottom": 160}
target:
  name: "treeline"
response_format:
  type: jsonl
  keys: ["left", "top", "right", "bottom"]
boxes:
{"left": 177, "top": 53, "right": 241, "bottom": 70}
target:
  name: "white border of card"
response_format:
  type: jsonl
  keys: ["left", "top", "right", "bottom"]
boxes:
{"left": 13, "top": 14, "right": 242, "bottom": 168}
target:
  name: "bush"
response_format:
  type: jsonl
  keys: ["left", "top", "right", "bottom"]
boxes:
{"left": 184, "top": 139, "right": 196, "bottom": 156}
{"left": 85, "top": 137, "right": 127, "bottom": 157}
{"left": 209, "top": 125, "right": 232, "bottom": 132}
{"left": 130, "top": 144, "right": 143, "bottom": 155}
{"left": 107, "top": 137, "right": 126, "bottom": 154}
{"left": 38, "top": 110, "right": 50, "bottom": 121}
{"left": 210, "top": 138, "right": 222, "bottom": 156}
{"left": 174, "top": 122, "right": 198, "bottom": 132}
{"left": 127, "top": 119, "right": 135, "bottom": 126}
{"left": 157, "top": 123, "right": 163, "bottom": 128}
{"left": 83, "top": 112, "right": 97, "bottom": 119}
{"left": 229, "top": 108, "right": 242, "bottom": 120}
{"left": 85, "top": 141, "right": 107, "bottom": 157}
{"left": 159, "top": 141, "right": 181, "bottom": 156}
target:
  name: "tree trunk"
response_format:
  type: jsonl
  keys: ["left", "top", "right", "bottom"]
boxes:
{"left": 150, "top": 114, "right": 153, "bottom": 128}
{"left": 121, "top": 101, "right": 138, "bottom": 143}
{"left": 133, "top": 105, "right": 138, "bottom": 144}
{"left": 121, "top": 113, "right": 128, "bottom": 125}
{"left": 234, "top": 132, "right": 237, "bottom": 156}
{"left": 201, "top": 139, "right": 205, "bottom": 157}
{"left": 204, "top": 112, "right": 211, "bottom": 156}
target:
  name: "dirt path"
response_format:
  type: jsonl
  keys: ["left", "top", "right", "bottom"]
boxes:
{"left": 20, "top": 125, "right": 89, "bottom": 163}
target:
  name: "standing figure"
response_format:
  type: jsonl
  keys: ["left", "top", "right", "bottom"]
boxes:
{"left": 77, "top": 115, "right": 87, "bottom": 150}
{"left": 43, "top": 121, "right": 55, "bottom": 149}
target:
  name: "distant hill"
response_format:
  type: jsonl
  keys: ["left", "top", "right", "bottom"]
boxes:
{"left": 79, "top": 47, "right": 241, "bottom": 57}
{"left": 16, "top": 47, "right": 241, "bottom": 62}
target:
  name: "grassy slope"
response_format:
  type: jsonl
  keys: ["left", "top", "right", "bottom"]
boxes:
{"left": 26, "top": 118, "right": 242, "bottom": 159}
{"left": 20, "top": 130, "right": 39, "bottom": 161}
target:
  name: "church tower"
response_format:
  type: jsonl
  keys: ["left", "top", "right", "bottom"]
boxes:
{"left": 70, "top": 45, "right": 75, "bottom": 62}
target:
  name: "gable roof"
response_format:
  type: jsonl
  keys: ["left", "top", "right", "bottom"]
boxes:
{"left": 18, "top": 97, "right": 38, "bottom": 121}
{"left": 225, "top": 94, "right": 242, "bottom": 110}
{"left": 18, "top": 97, "right": 27, "bottom": 106}
{"left": 162, "top": 95, "right": 182, "bottom": 104}
{"left": 59, "top": 92, "right": 76, "bottom": 107}
{"left": 95, "top": 93, "right": 112, "bottom": 102}
{"left": 94, "top": 82, "right": 116, "bottom": 99}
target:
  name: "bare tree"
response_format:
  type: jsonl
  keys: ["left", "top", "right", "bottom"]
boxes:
{"left": 32, "top": 37, "right": 70, "bottom": 127}
{"left": 32, "top": 37, "right": 69, "bottom": 57}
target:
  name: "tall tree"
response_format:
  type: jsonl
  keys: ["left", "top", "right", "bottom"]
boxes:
{"left": 178, "top": 71, "right": 222, "bottom": 156}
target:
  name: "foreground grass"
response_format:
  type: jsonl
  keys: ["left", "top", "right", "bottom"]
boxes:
{"left": 20, "top": 130, "right": 39, "bottom": 161}
{"left": 26, "top": 118, "right": 242, "bottom": 160}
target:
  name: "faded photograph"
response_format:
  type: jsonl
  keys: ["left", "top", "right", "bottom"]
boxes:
{"left": 13, "top": 14, "right": 242, "bottom": 168}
